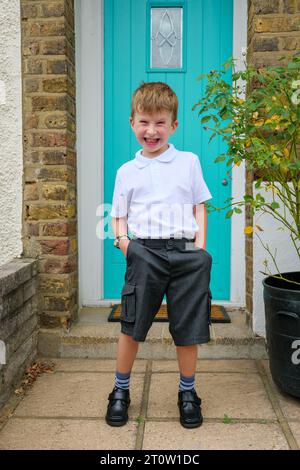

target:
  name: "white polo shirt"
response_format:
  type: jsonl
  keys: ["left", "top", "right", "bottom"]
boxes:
{"left": 110, "top": 143, "right": 212, "bottom": 239}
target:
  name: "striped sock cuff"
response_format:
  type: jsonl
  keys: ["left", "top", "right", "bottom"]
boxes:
{"left": 179, "top": 373, "right": 195, "bottom": 392}
{"left": 115, "top": 370, "right": 131, "bottom": 390}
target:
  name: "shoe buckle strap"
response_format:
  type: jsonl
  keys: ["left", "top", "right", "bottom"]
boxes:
{"left": 180, "top": 397, "right": 201, "bottom": 406}
{"left": 109, "top": 390, "right": 130, "bottom": 403}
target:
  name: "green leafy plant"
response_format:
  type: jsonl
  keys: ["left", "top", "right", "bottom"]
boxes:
{"left": 193, "top": 53, "right": 300, "bottom": 285}
{"left": 223, "top": 413, "right": 234, "bottom": 424}
{"left": 135, "top": 416, "right": 143, "bottom": 424}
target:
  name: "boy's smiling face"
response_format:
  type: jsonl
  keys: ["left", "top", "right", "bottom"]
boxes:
{"left": 130, "top": 110, "right": 178, "bottom": 158}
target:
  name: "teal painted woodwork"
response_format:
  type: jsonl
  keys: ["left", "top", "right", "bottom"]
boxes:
{"left": 104, "top": 0, "right": 233, "bottom": 300}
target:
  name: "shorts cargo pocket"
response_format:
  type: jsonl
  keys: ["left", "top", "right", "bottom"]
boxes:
{"left": 120, "top": 283, "right": 136, "bottom": 323}
{"left": 207, "top": 288, "right": 212, "bottom": 325}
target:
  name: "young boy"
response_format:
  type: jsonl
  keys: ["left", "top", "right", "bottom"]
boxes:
{"left": 106, "top": 82, "right": 213, "bottom": 429}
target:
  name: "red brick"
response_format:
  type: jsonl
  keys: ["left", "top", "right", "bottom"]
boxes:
{"left": 25, "top": 114, "right": 39, "bottom": 129}
{"left": 42, "top": 257, "right": 77, "bottom": 274}
{"left": 31, "top": 95, "right": 67, "bottom": 112}
{"left": 46, "top": 59, "right": 67, "bottom": 74}
{"left": 21, "top": 4, "right": 38, "bottom": 18}
{"left": 27, "top": 204, "right": 76, "bottom": 220}
{"left": 44, "top": 295, "right": 74, "bottom": 311}
{"left": 41, "top": 2, "right": 65, "bottom": 18}
{"left": 41, "top": 221, "right": 76, "bottom": 236}
{"left": 25, "top": 58, "right": 44, "bottom": 74}
{"left": 43, "top": 78, "right": 67, "bottom": 93}
{"left": 25, "top": 223, "right": 40, "bottom": 237}
{"left": 41, "top": 150, "right": 68, "bottom": 165}
{"left": 30, "top": 21, "right": 65, "bottom": 37}
{"left": 23, "top": 40, "right": 40, "bottom": 56}
{"left": 40, "top": 239, "right": 70, "bottom": 255}
{"left": 31, "top": 131, "right": 67, "bottom": 148}
{"left": 24, "top": 183, "right": 39, "bottom": 201}
{"left": 283, "top": 0, "right": 296, "bottom": 13}
{"left": 44, "top": 113, "right": 68, "bottom": 129}
{"left": 252, "top": 0, "right": 280, "bottom": 14}
{"left": 41, "top": 38, "right": 67, "bottom": 55}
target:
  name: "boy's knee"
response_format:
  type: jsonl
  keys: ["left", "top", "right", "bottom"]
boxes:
{"left": 176, "top": 344, "right": 198, "bottom": 350}
{"left": 121, "top": 332, "right": 139, "bottom": 344}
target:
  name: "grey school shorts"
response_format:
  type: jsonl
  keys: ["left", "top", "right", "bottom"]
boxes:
{"left": 119, "top": 237, "right": 213, "bottom": 346}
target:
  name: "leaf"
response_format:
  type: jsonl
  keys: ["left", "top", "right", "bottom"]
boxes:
{"left": 223, "top": 414, "right": 233, "bottom": 424}
{"left": 255, "top": 224, "right": 264, "bottom": 231}
{"left": 232, "top": 72, "right": 242, "bottom": 81}
{"left": 244, "top": 226, "right": 254, "bottom": 235}
{"left": 201, "top": 115, "right": 211, "bottom": 124}
{"left": 226, "top": 209, "right": 234, "bottom": 219}
{"left": 271, "top": 202, "right": 280, "bottom": 210}
{"left": 196, "top": 74, "right": 206, "bottom": 81}
{"left": 209, "top": 133, "right": 217, "bottom": 143}
{"left": 214, "top": 155, "right": 226, "bottom": 163}
{"left": 222, "top": 57, "right": 233, "bottom": 71}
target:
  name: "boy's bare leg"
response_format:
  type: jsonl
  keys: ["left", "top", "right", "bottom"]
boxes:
{"left": 176, "top": 345, "right": 198, "bottom": 376}
{"left": 116, "top": 332, "right": 139, "bottom": 373}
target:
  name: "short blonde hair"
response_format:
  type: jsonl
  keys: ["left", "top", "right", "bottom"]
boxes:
{"left": 131, "top": 82, "right": 178, "bottom": 124}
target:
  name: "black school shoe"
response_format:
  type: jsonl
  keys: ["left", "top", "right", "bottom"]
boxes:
{"left": 105, "top": 387, "right": 131, "bottom": 427}
{"left": 178, "top": 389, "right": 203, "bottom": 428}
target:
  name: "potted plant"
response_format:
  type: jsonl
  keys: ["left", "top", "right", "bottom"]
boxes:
{"left": 193, "top": 52, "right": 300, "bottom": 397}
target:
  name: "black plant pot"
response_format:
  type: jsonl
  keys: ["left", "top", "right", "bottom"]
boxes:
{"left": 262, "top": 271, "right": 300, "bottom": 398}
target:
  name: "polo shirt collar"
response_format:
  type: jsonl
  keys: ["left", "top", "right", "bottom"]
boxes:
{"left": 134, "top": 143, "right": 177, "bottom": 169}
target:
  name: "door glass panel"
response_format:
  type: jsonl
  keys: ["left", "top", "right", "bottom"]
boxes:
{"left": 150, "top": 7, "right": 183, "bottom": 69}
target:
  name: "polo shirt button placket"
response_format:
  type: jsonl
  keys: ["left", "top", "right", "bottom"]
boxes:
{"left": 152, "top": 162, "right": 160, "bottom": 191}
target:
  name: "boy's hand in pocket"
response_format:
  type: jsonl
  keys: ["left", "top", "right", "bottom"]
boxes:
{"left": 119, "top": 238, "right": 131, "bottom": 258}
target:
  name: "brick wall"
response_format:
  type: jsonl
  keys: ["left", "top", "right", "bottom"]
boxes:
{"left": 248, "top": 0, "right": 300, "bottom": 66}
{"left": 21, "top": 0, "right": 78, "bottom": 329}
{"left": 0, "top": 259, "right": 38, "bottom": 409}
{"left": 246, "top": 0, "right": 300, "bottom": 322}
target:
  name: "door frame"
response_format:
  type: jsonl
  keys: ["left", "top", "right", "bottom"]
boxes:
{"left": 75, "top": 0, "right": 248, "bottom": 307}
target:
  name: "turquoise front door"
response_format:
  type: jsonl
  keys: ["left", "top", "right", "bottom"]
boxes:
{"left": 104, "top": 0, "right": 233, "bottom": 300}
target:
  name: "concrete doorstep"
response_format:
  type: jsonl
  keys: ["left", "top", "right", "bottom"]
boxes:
{"left": 38, "top": 308, "right": 267, "bottom": 360}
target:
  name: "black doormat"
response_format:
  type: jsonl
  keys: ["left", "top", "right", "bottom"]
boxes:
{"left": 108, "top": 303, "right": 231, "bottom": 323}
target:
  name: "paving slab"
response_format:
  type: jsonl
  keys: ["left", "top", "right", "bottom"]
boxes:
{"left": 152, "top": 359, "right": 258, "bottom": 373}
{"left": 260, "top": 360, "right": 300, "bottom": 420}
{"left": 142, "top": 422, "right": 289, "bottom": 450}
{"left": 13, "top": 372, "right": 144, "bottom": 419}
{"left": 0, "top": 417, "right": 137, "bottom": 450}
{"left": 148, "top": 372, "right": 276, "bottom": 420}
{"left": 39, "top": 358, "right": 147, "bottom": 373}
{"left": 288, "top": 422, "right": 300, "bottom": 448}
{"left": 1, "top": 358, "right": 299, "bottom": 450}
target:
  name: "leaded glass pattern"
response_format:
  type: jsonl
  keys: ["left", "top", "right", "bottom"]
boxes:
{"left": 150, "top": 7, "right": 183, "bottom": 69}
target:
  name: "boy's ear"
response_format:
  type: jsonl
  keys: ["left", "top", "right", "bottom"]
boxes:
{"left": 129, "top": 116, "right": 134, "bottom": 128}
{"left": 171, "top": 120, "right": 179, "bottom": 132}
